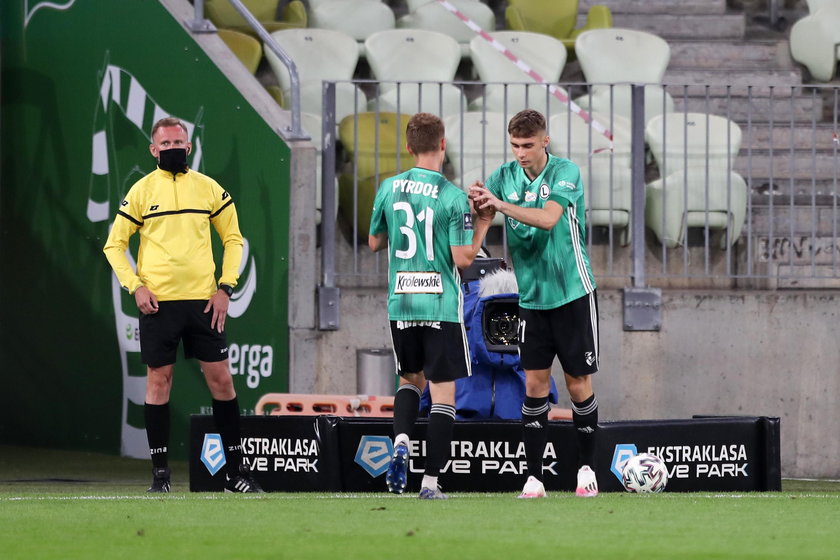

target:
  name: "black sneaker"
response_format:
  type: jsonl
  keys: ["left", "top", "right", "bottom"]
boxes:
{"left": 224, "top": 464, "right": 264, "bottom": 493}
{"left": 147, "top": 467, "right": 171, "bottom": 493}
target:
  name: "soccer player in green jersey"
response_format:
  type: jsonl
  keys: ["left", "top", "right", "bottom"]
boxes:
{"left": 470, "top": 109, "right": 600, "bottom": 499}
{"left": 369, "top": 113, "right": 494, "bottom": 499}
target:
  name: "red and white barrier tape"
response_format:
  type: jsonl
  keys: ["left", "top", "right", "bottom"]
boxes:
{"left": 435, "top": 0, "right": 614, "bottom": 147}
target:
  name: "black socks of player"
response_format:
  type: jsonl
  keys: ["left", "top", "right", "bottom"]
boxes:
{"left": 572, "top": 393, "right": 599, "bottom": 469}
{"left": 393, "top": 384, "right": 422, "bottom": 438}
{"left": 425, "top": 403, "right": 456, "bottom": 477}
{"left": 144, "top": 402, "right": 170, "bottom": 469}
{"left": 522, "top": 395, "right": 550, "bottom": 481}
{"left": 212, "top": 397, "right": 244, "bottom": 474}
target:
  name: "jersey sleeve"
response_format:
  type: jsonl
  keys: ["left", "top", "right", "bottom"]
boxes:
{"left": 448, "top": 191, "right": 474, "bottom": 247}
{"left": 548, "top": 161, "right": 584, "bottom": 208}
{"left": 369, "top": 180, "right": 389, "bottom": 236}
{"left": 103, "top": 184, "right": 145, "bottom": 294}
{"left": 209, "top": 181, "right": 244, "bottom": 288}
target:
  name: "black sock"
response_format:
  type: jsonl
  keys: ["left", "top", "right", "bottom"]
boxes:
{"left": 212, "top": 397, "right": 243, "bottom": 475}
{"left": 393, "top": 384, "right": 421, "bottom": 439}
{"left": 144, "top": 402, "right": 170, "bottom": 469}
{"left": 572, "top": 394, "right": 599, "bottom": 469}
{"left": 425, "top": 404, "right": 456, "bottom": 477}
{"left": 521, "top": 395, "right": 549, "bottom": 481}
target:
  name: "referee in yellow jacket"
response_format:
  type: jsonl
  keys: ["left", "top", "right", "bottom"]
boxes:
{"left": 104, "top": 117, "right": 261, "bottom": 493}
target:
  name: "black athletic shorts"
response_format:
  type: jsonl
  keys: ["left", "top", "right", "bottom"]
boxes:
{"left": 139, "top": 300, "right": 229, "bottom": 367}
{"left": 518, "top": 290, "right": 599, "bottom": 375}
{"left": 389, "top": 320, "right": 471, "bottom": 383}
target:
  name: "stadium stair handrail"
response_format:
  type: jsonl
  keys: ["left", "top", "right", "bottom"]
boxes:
{"left": 188, "top": 0, "right": 308, "bottom": 140}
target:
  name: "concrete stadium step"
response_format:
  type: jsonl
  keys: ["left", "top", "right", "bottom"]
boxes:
{"left": 664, "top": 68, "right": 802, "bottom": 90}
{"left": 748, "top": 180, "right": 839, "bottom": 199}
{"left": 734, "top": 150, "right": 840, "bottom": 182}
{"left": 671, "top": 94, "right": 823, "bottom": 123}
{"left": 580, "top": 13, "right": 745, "bottom": 40}
{"left": 578, "top": 0, "right": 728, "bottom": 16}
{"left": 741, "top": 124, "right": 840, "bottom": 152}
{"left": 667, "top": 40, "right": 794, "bottom": 70}
{"left": 749, "top": 202, "right": 840, "bottom": 236}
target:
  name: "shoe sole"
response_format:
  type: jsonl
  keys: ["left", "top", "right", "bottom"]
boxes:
{"left": 575, "top": 489, "right": 599, "bottom": 497}
{"left": 517, "top": 492, "right": 546, "bottom": 499}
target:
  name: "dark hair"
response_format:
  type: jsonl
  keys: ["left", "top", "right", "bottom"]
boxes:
{"left": 406, "top": 112, "right": 444, "bottom": 155}
{"left": 151, "top": 117, "right": 189, "bottom": 140}
{"left": 508, "top": 109, "right": 546, "bottom": 138}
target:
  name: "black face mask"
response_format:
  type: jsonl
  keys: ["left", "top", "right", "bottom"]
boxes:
{"left": 158, "top": 148, "right": 188, "bottom": 174}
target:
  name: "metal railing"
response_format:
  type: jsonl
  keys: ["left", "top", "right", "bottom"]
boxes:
{"left": 318, "top": 79, "right": 840, "bottom": 296}
{"left": 188, "top": 0, "right": 307, "bottom": 139}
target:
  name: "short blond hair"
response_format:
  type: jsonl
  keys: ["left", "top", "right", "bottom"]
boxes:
{"left": 151, "top": 117, "right": 188, "bottom": 140}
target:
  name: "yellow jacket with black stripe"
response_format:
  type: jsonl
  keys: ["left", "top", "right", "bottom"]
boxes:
{"left": 103, "top": 167, "right": 243, "bottom": 301}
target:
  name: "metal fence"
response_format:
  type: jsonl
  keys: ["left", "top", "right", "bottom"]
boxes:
{"left": 318, "top": 80, "right": 840, "bottom": 291}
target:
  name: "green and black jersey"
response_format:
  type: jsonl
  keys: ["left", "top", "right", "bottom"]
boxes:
{"left": 369, "top": 167, "right": 473, "bottom": 323}
{"left": 486, "top": 154, "right": 596, "bottom": 309}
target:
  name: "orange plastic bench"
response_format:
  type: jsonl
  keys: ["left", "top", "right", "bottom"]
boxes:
{"left": 255, "top": 393, "right": 572, "bottom": 421}
{"left": 255, "top": 393, "right": 395, "bottom": 417}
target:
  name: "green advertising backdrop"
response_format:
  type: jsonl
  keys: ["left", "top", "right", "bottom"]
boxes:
{"left": 0, "top": 0, "right": 290, "bottom": 459}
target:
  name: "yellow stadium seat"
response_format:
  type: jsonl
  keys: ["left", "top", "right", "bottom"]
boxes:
{"left": 338, "top": 112, "right": 413, "bottom": 240}
{"left": 205, "top": 0, "right": 307, "bottom": 36}
{"left": 504, "top": 0, "right": 612, "bottom": 52}
{"left": 217, "top": 29, "right": 262, "bottom": 75}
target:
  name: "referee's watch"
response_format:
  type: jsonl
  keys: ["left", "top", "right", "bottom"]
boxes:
{"left": 218, "top": 283, "right": 234, "bottom": 297}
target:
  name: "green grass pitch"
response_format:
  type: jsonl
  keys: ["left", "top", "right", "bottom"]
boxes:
{"left": 1, "top": 445, "right": 839, "bottom": 560}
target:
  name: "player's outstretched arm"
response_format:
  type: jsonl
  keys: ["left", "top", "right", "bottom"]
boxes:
{"left": 451, "top": 213, "right": 493, "bottom": 269}
{"left": 471, "top": 184, "right": 563, "bottom": 231}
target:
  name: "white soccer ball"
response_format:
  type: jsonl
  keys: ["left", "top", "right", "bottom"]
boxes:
{"left": 621, "top": 453, "right": 669, "bottom": 493}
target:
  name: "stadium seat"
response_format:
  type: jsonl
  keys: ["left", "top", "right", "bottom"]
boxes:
{"left": 575, "top": 27, "right": 671, "bottom": 84}
{"left": 338, "top": 170, "right": 395, "bottom": 242}
{"left": 805, "top": 0, "right": 836, "bottom": 13}
{"left": 255, "top": 393, "right": 395, "bottom": 417}
{"left": 468, "top": 30, "right": 568, "bottom": 113}
{"left": 548, "top": 111, "right": 631, "bottom": 166}
{"left": 217, "top": 29, "right": 263, "bottom": 75}
{"left": 504, "top": 0, "right": 612, "bottom": 52}
{"left": 264, "top": 28, "right": 366, "bottom": 122}
{"left": 578, "top": 159, "right": 633, "bottom": 244}
{"left": 307, "top": 0, "right": 396, "bottom": 52}
{"left": 398, "top": 0, "right": 496, "bottom": 57}
{"left": 644, "top": 112, "right": 743, "bottom": 176}
{"left": 205, "top": 0, "right": 307, "bottom": 35}
{"left": 338, "top": 112, "right": 413, "bottom": 180}
{"left": 646, "top": 167, "right": 748, "bottom": 249}
{"left": 444, "top": 111, "right": 510, "bottom": 182}
{"left": 443, "top": 111, "right": 509, "bottom": 226}
{"left": 789, "top": 2, "right": 840, "bottom": 82}
{"left": 364, "top": 29, "right": 466, "bottom": 117}
{"left": 337, "top": 112, "right": 413, "bottom": 239}
{"left": 573, "top": 84, "right": 675, "bottom": 127}
{"left": 574, "top": 27, "right": 673, "bottom": 124}
{"left": 548, "top": 111, "right": 632, "bottom": 244}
